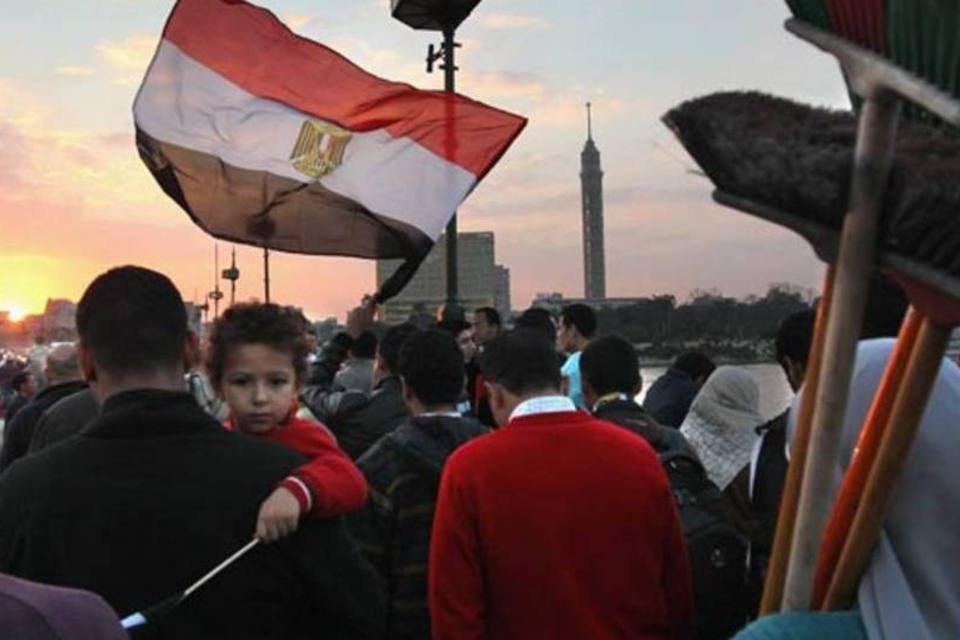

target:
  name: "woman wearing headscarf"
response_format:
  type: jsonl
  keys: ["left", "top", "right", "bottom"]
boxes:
{"left": 680, "top": 366, "right": 764, "bottom": 537}
{"left": 736, "top": 338, "right": 960, "bottom": 639}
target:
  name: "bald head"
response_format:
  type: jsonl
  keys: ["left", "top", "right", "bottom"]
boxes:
{"left": 45, "top": 343, "right": 81, "bottom": 385}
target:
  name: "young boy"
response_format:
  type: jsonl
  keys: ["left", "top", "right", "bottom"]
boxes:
{"left": 207, "top": 303, "right": 367, "bottom": 541}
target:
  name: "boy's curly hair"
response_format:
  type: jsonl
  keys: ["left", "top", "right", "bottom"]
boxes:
{"left": 206, "top": 303, "right": 310, "bottom": 389}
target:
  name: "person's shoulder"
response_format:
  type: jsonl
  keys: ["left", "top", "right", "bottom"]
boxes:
{"left": 356, "top": 432, "right": 407, "bottom": 489}
{"left": 0, "top": 575, "right": 125, "bottom": 640}
{"left": 443, "top": 425, "right": 494, "bottom": 458}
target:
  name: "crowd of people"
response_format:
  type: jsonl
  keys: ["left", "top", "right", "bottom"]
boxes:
{"left": 0, "top": 264, "right": 956, "bottom": 639}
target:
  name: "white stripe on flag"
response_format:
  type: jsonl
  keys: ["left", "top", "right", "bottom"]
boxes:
{"left": 134, "top": 40, "right": 475, "bottom": 241}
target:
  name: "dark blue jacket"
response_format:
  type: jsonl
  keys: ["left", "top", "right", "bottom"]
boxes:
{"left": 642, "top": 367, "right": 699, "bottom": 428}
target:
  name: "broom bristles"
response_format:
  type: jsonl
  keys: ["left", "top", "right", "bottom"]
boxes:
{"left": 663, "top": 92, "right": 960, "bottom": 278}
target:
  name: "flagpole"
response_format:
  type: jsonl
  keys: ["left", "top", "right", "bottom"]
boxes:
{"left": 442, "top": 26, "right": 459, "bottom": 314}
{"left": 263, "top": 246, "right": 271, "bottom": 304}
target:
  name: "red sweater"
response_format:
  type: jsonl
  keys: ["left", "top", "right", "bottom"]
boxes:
{"left": 227, "top": 414, "right": 367, "bottom": 517}
{"left": 429, "top": 410, "right": 694, "bottom": 640}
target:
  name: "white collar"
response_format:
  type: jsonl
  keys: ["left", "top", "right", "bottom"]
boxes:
{"left": 418, "top": 411, "right": 462, "bottom": 418}
{"left": 509, "top": 395, "right": 577, "bottom": 422}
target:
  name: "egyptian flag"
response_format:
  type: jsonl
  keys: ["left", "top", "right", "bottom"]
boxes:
{"left": 133, "top": 0, "right": 526, "bottom": 301}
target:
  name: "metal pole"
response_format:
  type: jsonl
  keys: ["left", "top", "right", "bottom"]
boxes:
{"left": 213, "top": 245, "right": 220, "bottom": 318}
{"left": 442, "top": 26, "right": 458, "bottom": 310}
{"left": 230, "top": 248, "right": 237, "bottom": 307}
{"left": 263, "top": 246, "right": 271, "bottom": 304}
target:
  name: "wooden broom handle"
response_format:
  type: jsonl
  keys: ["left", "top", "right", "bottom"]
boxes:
{"left": 782, "top": 94, "right": 901, "bottom": 611}
{"left": 759, "top": 266, "right": 835, "bottom": 615}
{"left": 823, "top": 317, "right": 951, "bottom": 609}
{"left": 811, "top": 308, "right": 921, "bottom": 608}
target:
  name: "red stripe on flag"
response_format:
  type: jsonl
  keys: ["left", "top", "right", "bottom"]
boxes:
{"left": 162, "top": 0, "right": 526, "bottom": 178}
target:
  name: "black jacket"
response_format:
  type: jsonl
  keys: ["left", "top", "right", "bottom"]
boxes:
{"left": 350, "top": 415, "right": 487, "bottom": 639}
{"left": 301, "top": 376, "right": 408, "bottom": 460}
{"left": 0, "top": 390, "right": 385, "bottom": 640}
{"left": 0, "top": 380, "right": 87, "bottom": 473}
{"left": 29, "top": 388, "right": 100, "bottom": 454}
{"left": 593, "top": 397, "right": 699, "bottom": 459}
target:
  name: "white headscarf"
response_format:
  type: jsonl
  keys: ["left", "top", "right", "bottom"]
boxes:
{"left": 789, "top": 339, "right": 960, "bottom": 639}
{"left": 680, "top": 366, "right": 763, "bottom": 490}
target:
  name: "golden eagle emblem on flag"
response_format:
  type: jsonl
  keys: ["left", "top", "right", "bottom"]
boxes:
{"left": 290, "top": 119, "right": 352, "bottom": 178}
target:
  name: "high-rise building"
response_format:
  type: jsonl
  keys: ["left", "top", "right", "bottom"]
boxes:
{"left": 494, "top": 265, "right": 511, "bottom": 318}
{"left": 581, "top": 102, "right": 606, "bottom": 300}
{"left": 377, "top": 232, "right": 511, "bottom": 324}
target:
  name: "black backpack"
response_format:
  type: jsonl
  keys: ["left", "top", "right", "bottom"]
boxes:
{"left": 660, "top": 451, "right": 748, "bottom": 640}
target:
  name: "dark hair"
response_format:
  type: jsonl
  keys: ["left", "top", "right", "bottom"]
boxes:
{"left": 580, "top": 335, "right": 640, "bottom": 397}
{"left": 515, "top": 308, "right": 556, "bottom": 343}
{"left": 76, "top": 266, "right": 187, "bottom": 375}
{"left": 775, "top": 309, "right": 816, "bottom": 367}
{"left": 378, "top": 323, "right": 419, "bottom": 375}
{"left": 11, "top": 371, "right": 33, "bottom": 393}
{"left": 350, "top": 331, "right": 378, "bottom": 359}
{"left": 560, "top": 303, "right": 597, "bottom": 338}
{"left": 478, "top": 329, "right": 561, "bottom": 395}
{"left": 399, "top": 329, "right": 465, "bottom": 406}
{"left": 474, "top": 306, "right": 501, "bottom": 327}
{"left": 673, "top": 352, "right": 716, "bottom": 380}
{"left": 206, "top": 303, "right": 309, "bottom": 387}
{"left": 861, "top": 273, "right": 908, "bottom": 339}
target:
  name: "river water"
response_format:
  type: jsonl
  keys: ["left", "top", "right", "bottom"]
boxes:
{"left": 637, "top": 363, "right": 794, "bottom": 422}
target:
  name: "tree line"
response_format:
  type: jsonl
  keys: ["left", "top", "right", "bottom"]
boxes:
{"left": 593, "top": 283, "right": 815, "bottom": 363}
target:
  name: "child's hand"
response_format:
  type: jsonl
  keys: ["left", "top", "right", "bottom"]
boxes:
{"left": 255, "top": 487, "right": 302, "bottom": 542}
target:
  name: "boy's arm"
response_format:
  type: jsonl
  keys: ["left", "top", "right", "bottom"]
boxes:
{"left": 284, "top": 425, "right": 368, "bottom": 518}
{"left": 255, "top": 423, "right": 368, "bottom": 542}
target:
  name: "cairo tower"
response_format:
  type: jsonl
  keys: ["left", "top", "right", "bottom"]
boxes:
{"left": 581, "top": 102, "right": 606, "bottom": 299}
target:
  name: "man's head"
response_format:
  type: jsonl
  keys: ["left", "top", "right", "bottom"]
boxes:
{"left": 557, "top": 303, "right": 597, "bottom": 354}
{"left": 775, "top": 308, "right": 816, "bottom": 392}
{"left": 398, "top": 329, "right": 465, "bottom": 414}
{"left": 349, "top": 331, "right": 378, "bottom": 360}
{"left": 76, "top": 266, "right": 191, "bottom": 399}
{"left": 472, "top": 307, "right": 501, "bottom": 345}
{"left": 580, "top": 335, "right": 641, "bottom": 410}
{"left": 515, "top": 307, "right": 556, "bottom": 344}
{"left": 11, "top": 371, "right": 38, "bottom": 399}
{"left": 479, "top": 329, "right": 562, "bottom": 426}
{"left": 44, "top": 343, "right": 81, "bottom": 386}
{"left": 673, "top": 352, "right": 716, "bottom": 387}
{"left": 373, "top": 323, "right": 419, "bottom": 385}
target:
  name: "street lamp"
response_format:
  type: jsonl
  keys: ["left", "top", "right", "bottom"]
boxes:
{"left": 391, "top": 0, "right": 484, "bottom": 322}
{"left": 221, "top": 246, "right": 240, "bottom": 307}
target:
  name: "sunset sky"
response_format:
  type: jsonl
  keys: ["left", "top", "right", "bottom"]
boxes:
{"left": 1, "top": 0, "right": 848, "bottom": 320}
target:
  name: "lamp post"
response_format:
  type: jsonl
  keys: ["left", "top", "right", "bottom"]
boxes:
{"left": 390, "top": 0, "right": 483, "bottom": 323}
{"left": 208, "top": 244, "right": 224, "bottom": 318}
{"left": 221, "top": 246, "right": 240, "bottom": 307}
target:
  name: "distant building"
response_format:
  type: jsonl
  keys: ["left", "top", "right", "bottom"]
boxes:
{"left": 313, "top": 318, "right": 341, "bottom": 343}
{"left": 494, "top": 265, "right": 511, "bottom": 319}
{"left": 531, "top": 293, "right": 647, "bottom": 316}
{"left": 42, "top": 299, "right": 77, "bottom": 341}
{"left": 581, "top": 102, "right": 606, "bottom": 300}
{"left": 377, "top": 232, "right": 511, "bottom": 324}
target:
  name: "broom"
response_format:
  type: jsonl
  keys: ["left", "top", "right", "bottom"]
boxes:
{"left": 663, "top": 13, "right": 960, "bottom": 613}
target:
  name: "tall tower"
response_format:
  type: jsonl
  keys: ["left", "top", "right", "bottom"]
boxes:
{"left": 580, "top": 102, "right": 606, "bottom": 299}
